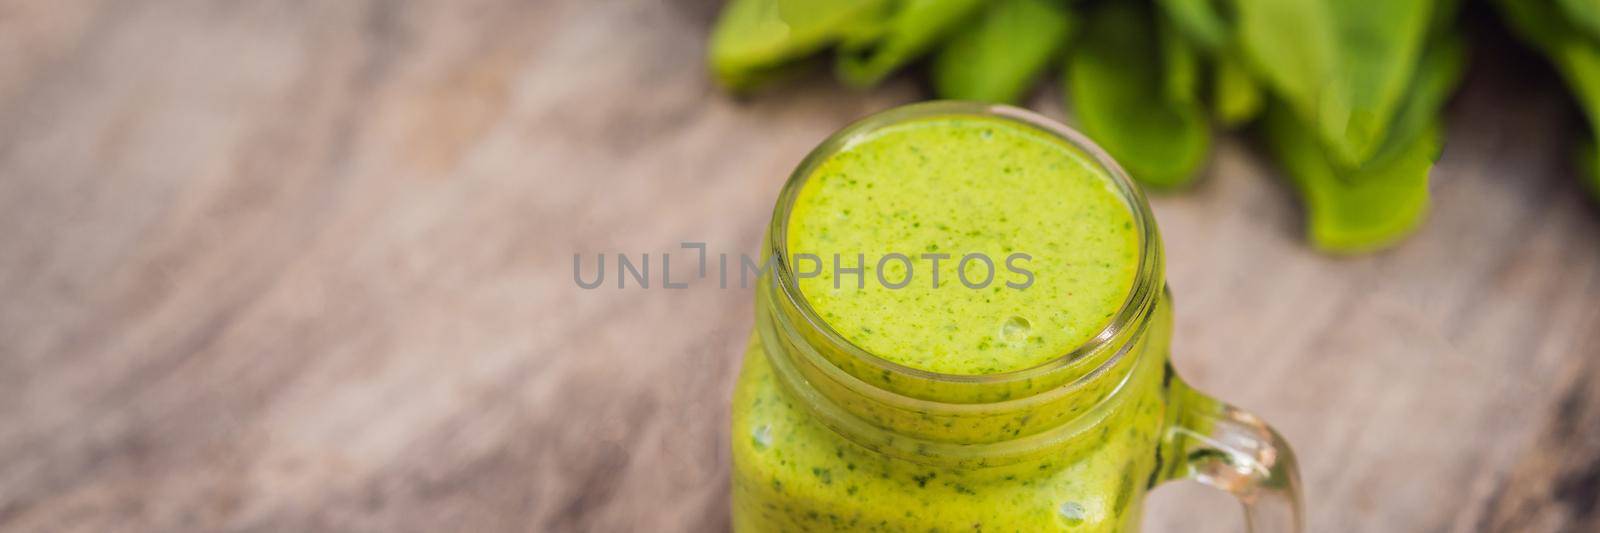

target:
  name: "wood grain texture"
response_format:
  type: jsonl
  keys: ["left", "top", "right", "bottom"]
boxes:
{"left": 0, "top": 1, "right": 1597, "bottom": 532}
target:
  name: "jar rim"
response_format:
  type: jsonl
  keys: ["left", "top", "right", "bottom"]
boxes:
{"left": 764, "top": 101, "right": 1164, "bottom": 390}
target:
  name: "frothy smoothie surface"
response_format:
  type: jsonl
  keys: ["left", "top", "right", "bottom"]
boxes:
{"left": 785, "top": 114, "right": 1140, "bottom": 375}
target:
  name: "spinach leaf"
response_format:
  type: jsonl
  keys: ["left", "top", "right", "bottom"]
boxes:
{"left": 1153, "top": 0, "right": 1262, "bottom": 127}
{"left": 1542, "top": 17, "right": 1600, "bottom": 128}
{"left": 1258, "top": 11, "right": 1457, "bottom": 252}
{"left": 1162, "top": 12, "right": 1203, "bottom": 105}
{"left": 835, "top": 0, "right": 985, "bottom": 88}
{"left": 1213, "top": 54, "right": 1263, "bottom": 128}
{"left": 1364, "top": 30, "right": 1465, "bottom": 170}
{"left": 931, "top": 0, "right": 1074, "bottom": 104}
{"left": 1158, "top": 0, "right": 1230, "bottom": 52}
{"left": 1556, "top": 0, "right": 1600, "bottom": 41}
{"left": 1068, "top": 2, "right": 1210, "bottom": 188}
{"left": 1232, "top": 0, "right": 1435, "bottom": 168}
{"left": 1499, "top": 0, "right": 1569, "bottom": 51}
{"left": 1316, "top": 0, "right": 1437, "bottom": 168}
{"left": 1231, "top": 0, "right": 1338, "bottom": 136}
{"left": 1264, "top": 102, "right": 1435, "bottom": 253}
{"left": 1431, "top": 0, "right": 1465, "bottom": 39}
{"left": 709, "top": 0, "right": 892, "bottom": 91}
{"left": 1500, "top": 0, "right": 1600, "bottom": 199}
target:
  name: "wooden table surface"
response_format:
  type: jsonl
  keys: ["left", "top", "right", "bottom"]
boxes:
{"left": 2, "top": 1, "right": 1599, "bottom": 532}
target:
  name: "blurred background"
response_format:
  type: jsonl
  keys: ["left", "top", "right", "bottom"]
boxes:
{"left": 1, "top": 0, "right": 1598, "bottom": 532}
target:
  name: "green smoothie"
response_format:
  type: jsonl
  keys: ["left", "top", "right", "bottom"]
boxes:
{"left": 785, "top": 115, "right": 1141, "bottom": 375}
{"left": 731, "top": 320, "right": 1168, "bottom": 531}
{"left": 733, "top": 110, "right": 1172, "bottom": 532}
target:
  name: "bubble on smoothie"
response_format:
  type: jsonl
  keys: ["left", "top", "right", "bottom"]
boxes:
{"left": 1057, "top": 501, "right": 1087, "bottom": 525}
{"left": 999, "top": 316, "right": 1032, "bottom": 344}
{"left": 751, "top": 424, "right": 772, "bottom": 450}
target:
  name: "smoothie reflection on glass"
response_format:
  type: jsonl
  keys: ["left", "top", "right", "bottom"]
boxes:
{"left": 730, "top": 102, "right": 1302, "bottom": 532}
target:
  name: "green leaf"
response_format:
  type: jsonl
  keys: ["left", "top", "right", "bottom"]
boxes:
{"left": 1231, "top": 0, "right": 1338, "bottom": 133}
{"left": 1155, "top": 0, "right": 1262, "bottom": 127}
{"left": 709, "top": 0, "right": 892, "bottom": 91}
{"left": 1500, "top": 0, "right": 1600, "bottom": 200}
{"left": 1498, "top": 0, "right": 1595, "bottom": 118}
{"left": 1212, "top": 54, "right": 1263, "bottom": 127}
{"left": 1158, "top": 0, "right": 1230, "bottom": 52}
{"left": 1067, "top": 2, "right": 1210, "bottom": 188}
{"left": 835, "top": 0, "right": 986, "bottom": 88}
{"left": 1264, "top": 103, "right": 1435, "bottom": 254}
{"left": 1583, "top": 141, "right": 1600, "bottom": 198}
{"left": 1365, "top": 30, "right": 1466, "bottom": 169}
{"left": 1430, "top": 0, "right": 1466, "bottom": 38}
{"left": 931, "top": 0, "right": 1074, "bottom": 104}
{"left": 1232, "top": 0, "right": 1435, "bottom": 168}
{"left": 1499, "top": 0, "right": 1570, "bottom": 52}
{"left": 1557, "top": 0, "right": 1600, "bottom": 41}
{"left": 1501, "top": 0, "right": 1600, "bottom": 123}
{"left": 1549, "top": 22, "right": 1600, "bottom": 128}
{"left": 1162, "top": 13, "right": 1203, "bottom": 105}
{"left": 1315, "top": 0, "right": 1436, "bottom": 168}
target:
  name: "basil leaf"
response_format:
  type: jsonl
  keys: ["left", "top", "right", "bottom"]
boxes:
{"left": 1068, "top": 2, "right": 1210, "bottom": 188}
{"left": 835, "top": 0, "right": 985, "bottom": 88}
{"left": 709, "top": 0, "right": 893, "bottom": 91}
{"left": 1264, "top": 102, "right": 1435, "bottom": 254}
{"left": 931, "top": 0, "right": 1074, "bottom": 104}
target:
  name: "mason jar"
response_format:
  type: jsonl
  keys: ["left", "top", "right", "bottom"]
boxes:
{"left": 730, "top": 102, "right": 1301, "bottom": 532}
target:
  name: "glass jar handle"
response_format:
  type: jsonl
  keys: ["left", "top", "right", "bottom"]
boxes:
{"left": 1161, "top": 373, "right": 1304, "bottom": 533}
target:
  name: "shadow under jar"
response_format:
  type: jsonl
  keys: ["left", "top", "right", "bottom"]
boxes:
{"left": 730, "top": 102, "right": 1301, "bottom": 532}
